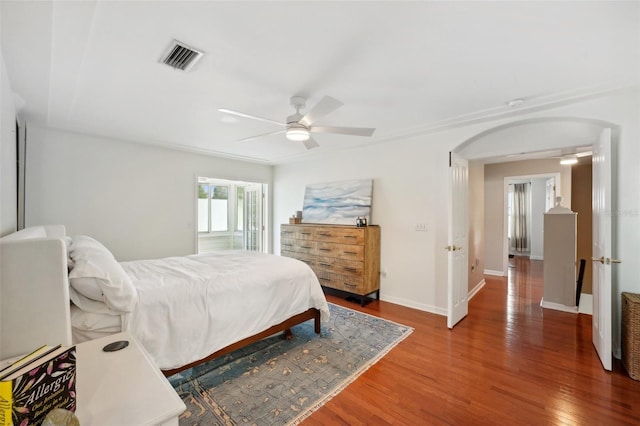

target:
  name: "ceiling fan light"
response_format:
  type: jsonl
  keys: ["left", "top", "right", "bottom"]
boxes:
{"left": 286, "top": 127, "right": 310, "bottom": 142}
{"left": 560, "top": 155, "right": 578, "bottom": 165}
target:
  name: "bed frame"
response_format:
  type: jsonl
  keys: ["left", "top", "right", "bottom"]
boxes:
{"left": 162, "top": 308, "right": 320, "bottom": 376}
{"left": 0, "top": 225, "right": 321, "bottom": 374}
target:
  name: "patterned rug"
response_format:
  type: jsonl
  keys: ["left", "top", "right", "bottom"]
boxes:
{"left": 168, "top": 303, "right": 413, "bottom": 426}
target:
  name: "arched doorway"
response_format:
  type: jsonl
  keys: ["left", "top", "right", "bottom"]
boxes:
{"left": 447, "top": 117, "right": 618, "bottom": 371}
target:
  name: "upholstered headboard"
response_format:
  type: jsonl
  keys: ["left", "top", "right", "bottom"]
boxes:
{"left": 0, "top": 225, "right": 72, "bottom": 359}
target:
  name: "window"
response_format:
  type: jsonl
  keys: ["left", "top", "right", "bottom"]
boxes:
{"left": 198, "top": 184, "right": 230, "bottom": 232}
{"left": 210, "top": 185, "right": 229, "bottom": 231}
{"left": 197, "top": 177, "right": 266, "bottom": 254}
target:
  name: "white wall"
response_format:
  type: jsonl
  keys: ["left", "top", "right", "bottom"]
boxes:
{"left": 25, "top": 127, "right": 273, "bottom": 260}
{"left": 468, "top": 161, "right": 485, "bottom": 291}
{"left": 0, "top": 52, "right": 17, "bottom": 237}
{"left": 273, "top": 88, "right": 640, "bottom": 356}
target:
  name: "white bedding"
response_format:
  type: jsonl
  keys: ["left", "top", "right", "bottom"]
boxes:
{"left": 117, "top": 250, "right": 329, "bottom": 370}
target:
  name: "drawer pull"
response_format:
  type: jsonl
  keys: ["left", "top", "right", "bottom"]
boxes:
{"left": 343, "top": 282, "right": 356, "bottom": 287}
{"left": 344, "top": 251, "right": 357, "bottom": 255}
{"left": 318, "top": 232, "right": 332, "bottom": 237}
{"left": 301, "top": 232, "right": 311, "bottom": 235}
{"left": 319, "top": 277, "right": 332, "bottom": 282}
{"left": 319, "top": 248, "right": 331, "bottom": 252}
{"left": 301, "top": 246, "right": 312, "bottom": 249}
{"left": 319, "top": 263, "right": 331, "bottom": 267}
{"left": 343, "top": 267, "right": 357, "bottom": 272}
{"left": 343, "top": 235, "right": 357, "bottom": 239}
{"left": 282, "top": 243, "right": 292, "bottom": 247}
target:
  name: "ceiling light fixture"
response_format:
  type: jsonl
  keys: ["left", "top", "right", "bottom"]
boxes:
{"left": 560, "top": 155, "right": 578, "bottom": 165}
{"left": 286, "top": 124, "right": 310, "bottom": 142}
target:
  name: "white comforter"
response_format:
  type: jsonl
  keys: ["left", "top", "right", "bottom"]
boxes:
{"left": 120, "top": 251, "right": 329, "bottom": 370}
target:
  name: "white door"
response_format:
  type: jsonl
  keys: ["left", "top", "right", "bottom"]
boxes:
{"left": 243, "top": 184, "right": 263, "bottom": 251}
{"left": 447, "top": 152, "right": 469, "bottom": 329}
{"left": 592, "top": 128, "right": 614, "bottom": 371}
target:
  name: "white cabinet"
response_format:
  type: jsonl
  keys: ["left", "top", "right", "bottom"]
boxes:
{"left": 76, "top": 332, "right": 185, "bottom": 426}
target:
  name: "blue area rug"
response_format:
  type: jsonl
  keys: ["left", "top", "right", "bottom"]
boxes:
{"left": 168, "top": 302, "right": 413, "bottom": 425}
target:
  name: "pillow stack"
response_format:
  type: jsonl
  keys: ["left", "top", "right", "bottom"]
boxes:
{"left": 68, "top": 235, "right": 138, "bottom": 314}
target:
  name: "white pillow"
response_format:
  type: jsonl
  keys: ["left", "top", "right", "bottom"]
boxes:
{"left": 68, "top": 235, "right": 138, "bottom": 313}
{"left": 69, "top": 286, "right": 124, "bottom": 315}
{"left": 65, "top": 236, "right": 75, "bottom": 271}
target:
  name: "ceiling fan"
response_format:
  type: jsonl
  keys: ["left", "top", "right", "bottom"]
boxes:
{"left": 219, "top": 96, "right": 375, "bottom": 150}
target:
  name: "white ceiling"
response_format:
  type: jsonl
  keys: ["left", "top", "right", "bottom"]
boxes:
{"left": 1, "top": 1, "right": 638, "bottom": 164}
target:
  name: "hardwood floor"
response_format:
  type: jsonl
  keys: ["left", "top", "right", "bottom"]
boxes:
{"left": 304, "top": 257, "right": 640, "bottom": 425}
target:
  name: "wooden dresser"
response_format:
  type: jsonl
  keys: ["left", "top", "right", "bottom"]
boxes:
{"left": 281, "top": 223, "right": 380, "bottom": 305}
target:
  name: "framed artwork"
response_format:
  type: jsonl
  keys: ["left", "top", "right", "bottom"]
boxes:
{"left": 302, "top": 179, "right": 373, "bottom": 225}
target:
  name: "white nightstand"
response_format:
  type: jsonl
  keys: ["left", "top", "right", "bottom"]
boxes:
{"left": 76, "top": 332, "right": 186, "bottom": 426}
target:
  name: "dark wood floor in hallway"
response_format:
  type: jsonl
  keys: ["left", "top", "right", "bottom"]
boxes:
{"left": 304, "top": 257, "right": 640, "bottom": 425}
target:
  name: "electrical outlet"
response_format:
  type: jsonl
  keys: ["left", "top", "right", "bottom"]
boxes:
{"left": 415, "top": 223, "right": 428, "bottom": 231}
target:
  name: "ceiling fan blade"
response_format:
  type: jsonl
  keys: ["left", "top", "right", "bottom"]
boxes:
{"left": 237, "top": 129, "right": 285, "bottom": 142}
{"left": 218, "top": 108, "right": 285, "bottom": 127}
{"left": 302, "top": 137, "right": 320, "bottom": 150}
{"left": 299, "top": 96, "right": 343, "bottom": 127}
{"left": 311, "top": 126, "right": 375, "bottom": 137}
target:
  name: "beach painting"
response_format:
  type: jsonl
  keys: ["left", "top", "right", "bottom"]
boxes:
{"left": 302, "top": 179, "right": 373, "bottom": 225}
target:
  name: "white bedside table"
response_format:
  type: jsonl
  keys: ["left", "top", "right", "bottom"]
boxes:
{"left": 75, "top": 332, "right": 186, "bottom": 426}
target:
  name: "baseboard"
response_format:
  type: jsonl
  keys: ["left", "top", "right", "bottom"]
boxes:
{"left": 540, "top": 298, "right": 578, "bottom": 314}
{"left": 380, "top": 294, "right": 447, "bottom": 317}
{"left": 529, "top": 255, "right": 543, "bottom": 261}
{"left": 578, "top": 293, "right": 593, "bottom": 315}
{"left": 380, "top": 280, "right": 488, "bottom": 318}
{"left": 484, "top": 269, "right": 504, "bottom": 277}
{"left": 468, "top": 279, "right": 486, "bottom": 301}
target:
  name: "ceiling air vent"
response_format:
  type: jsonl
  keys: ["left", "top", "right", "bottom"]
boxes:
{"left": 160, "top": 40, "right": 203, "bottom": 71}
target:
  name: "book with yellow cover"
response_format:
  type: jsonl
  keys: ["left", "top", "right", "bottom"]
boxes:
{"left": 0, "top": 345, "right": 76, "bottom": 426}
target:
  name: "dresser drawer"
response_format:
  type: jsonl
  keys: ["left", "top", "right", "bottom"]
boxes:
{"left": 315, "top": 257, "right": 363, "bottom": 276}
{"left": 315, "top": 270, "right": 364, "bottom": 294}
{"left": 281, "top": 250, "right": 315, "bottom": 267}
{"left": 316, "top": 242, "right": 364, "bottom": 261}
{"left": 281, "top": 226, "right": 317, "bottom": 241}
{"left": 281, "top": 238, "right": 316, "bottom": 254}
{"left": 314, "top": 227, "right": 364, "bottom": 245}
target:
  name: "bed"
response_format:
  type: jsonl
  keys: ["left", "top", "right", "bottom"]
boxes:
{"left": 0, "top": 225, "right": 329, "bottom": 376}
